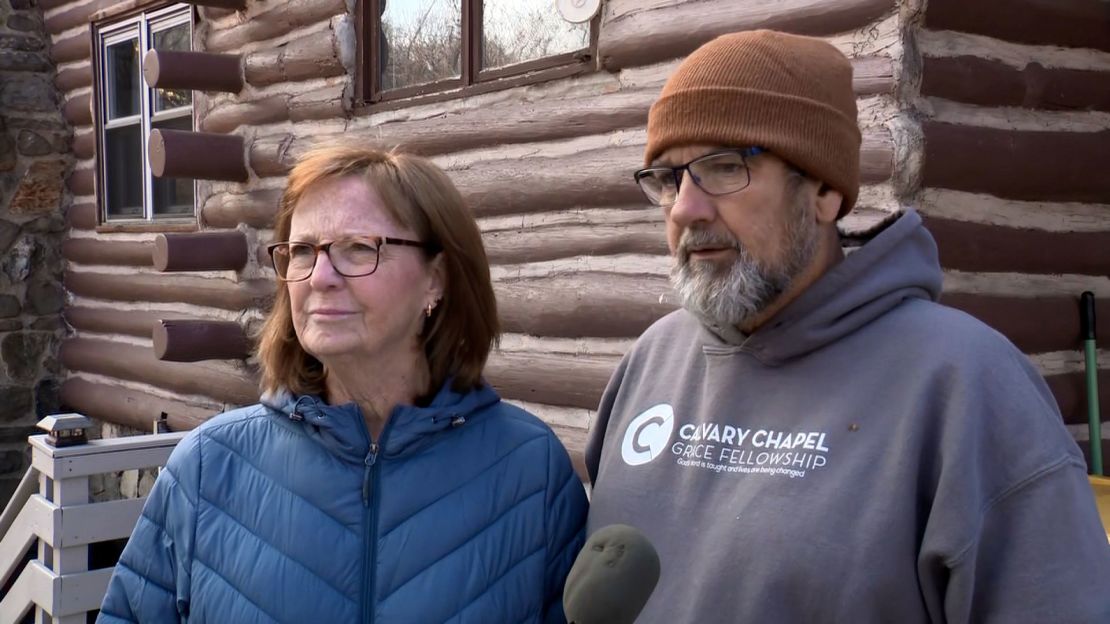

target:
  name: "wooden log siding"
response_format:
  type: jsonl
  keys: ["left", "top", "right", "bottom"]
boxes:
{"left": 924, "top": 0, "right": 1110, "bottom": 53}
{"left": 60, "top": 337, "right": 257, "bottom": 405}
{"left": 495, "top": 274, "right": 676, "bottom": 339}
{"left": 242, "top": 31, "right": 342, "bottom": 88}
{"left": 487, "top": 352, "right": 619, "bottom": 410}
{"left": 65, "top": 271, "right": 273, "bottom": 311}
{"left": 55, "top": 66, "right": 92, "bottom": 92}
{"left": 599, "top": 0, "right": 895, "bottom": 71}
{"left": 62, "top": 93, "right": 92, "bottom": 126}
{"left": 204, "top": 0, "right": 346, "bottom": 52}
{"left": 201, "top": 96, "right": 290, "bottom": 134}
{"left": 60, "top": 378, "right": 212, "bottom": 433}
{"left": 921, "top": 56, "right": 1110, "bottom": 112}
{"left": 483, "top": 221, "right": 667, "bottom": 265}
{"left": 66, "top": 306, "right": 195, "bottom": 338}
{"left": 153, "top": 319, "right": 251, "bottom": 361}
{"left": 73, "top": 130, "right": 94, "bottom": 159}
{"left": 925, "top": 217, "right": 1110, "bottom": 276}
{"left": 44, "top": 0, "right": 111, "bottom": 35}
{"left": 1045, "top": 370, "right": 1110, "bottom": 427}
{"left": 922, "top": 123, "right": 1110, "bottom": 203}
{"left": 143, "top": 50, "right": 243, "bottom": 94}
{"left": 180, "top": 0, "right": 246, "bottom": 10}
{"left": 153, "top": 231, "right": 249, "bottom": 272}
{"left": 49, "top": 32, "right": 90, "bottom": 64}
{"left": 941, "top": 294, "right": 1110, "bottom": 356}
{"left": 61, "top": 238, "right": 153, "bottom": 267}
{"left": 202, "top": 189, "right": 282, "bottom": 229}
{"left": 67, "top": 168, "right": 95, "bottom": 196}
{"left": 149, "top": 129, "right": 248, "bottom": 182}
{"left": 66, "top": 203, "right": 97, "bottom": 230}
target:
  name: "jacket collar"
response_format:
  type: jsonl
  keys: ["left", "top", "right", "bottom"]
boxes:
{"left": 261, "top": 379, "right": 501, "bottom": 463}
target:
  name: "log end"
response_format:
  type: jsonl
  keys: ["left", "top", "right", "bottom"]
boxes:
{"left": 152, "top": 233, "right": 171, "bottom": 271}
{"left": 149, "top": 129, "right": 168, "bottom": 178}
{"left": 143, "top": 49, "right": 162, "bottom": 89}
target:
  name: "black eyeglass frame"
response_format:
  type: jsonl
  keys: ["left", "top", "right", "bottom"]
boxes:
{"left": 633, "top": 146, "right": 766, "bottom": 206}
{"left": 266, "top": 236, "right": 438, "bottom": 282}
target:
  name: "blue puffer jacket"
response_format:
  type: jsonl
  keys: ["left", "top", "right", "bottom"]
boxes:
{"left": 97, "top": 381, "right": 588, "bottom": 623}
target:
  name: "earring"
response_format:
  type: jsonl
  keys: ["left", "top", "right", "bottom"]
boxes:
{"left": 425, "top": 302, "right": 435, "bottom": 317}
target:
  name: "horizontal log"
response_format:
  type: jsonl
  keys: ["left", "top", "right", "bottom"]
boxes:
{"left": 921, "top": 55, "right": 1110, "bottom": 112}
{"left": 67, "top": 306, "right": 178, "bottom": 337}
{"left": 73, "top": 129, "right": 94, "bottom": 159}
{"left": 67, "top": 202, "right": 97, "bottom": 230}
{"left": 143, "top": 49, "right": 243, "bottom": 93}
{"left": 60, "top": 378, "right": 212, "bottom": 435}
{"left": 205, "top": 0, "right": 346, "bottom": 52}
{"left": 495, "top": 273, "right": 676, "bottom": 338}
{"left": 941, "top": 293, "right": 1110, "bottom": 355}
{"left": 287, "top": 81, "right": 346, "bottom": 122}
{"left": 45, "top": 0, "right": 110, "bottom": 35}
{"left": 487, "top": 351, "right": 619, "bottom": 410}
{"left": 201, "top": 95, "right": 290, "bottom": 134}
{"left": 181, "top": 0, "right": 246, "bottom": 10}
{"left": 62, "top": 93, "right": 92, "bottom": 126}
{"left": 60, "top": 337, "right": 258, "bottom": 406}
{"left": 153, "top": 230, "right": 248, "bottom": 271}
{"left": 484, "top": 221, "right": 667, "bottom": 265}
{"left": 243, "top": 29, "right": 342, "bottom": 87}
{"left": 852, "top": 55, "right": 895, "bottom": 96}
{"left": 925, "top": 216, "right": 1110, "bottom": 276}
{"left": 61, "top": 238, "right": 154, "bottom": 267}
{"left": 67, "top": 168, "right": 95, "bottom": 196}
{"left": 599, "top": 0, "right": 894, "bottom": 71}
{"left": 50, "top": 32, "right": 91, "bottom": 64}
{"left": 201, "top": 189, "right": 282, "bottom": 229}
{"left": 38, "top": 0, "right": 72, "bottom": 10}
{"left": 922, "top": 122, "right": 1110, "bottom": 202}
{"left": 925, "top": 0, "right": 1110, "bottom": 53}
{"left": 149, "top": 129, "right": 248, "bottom": 182}
{"left": 65, "top": 270, "right": 273, "bottom": 310}
{"left": 154, "top": 319, "right": 251, "bottom": 361}
{"left": 1044, "top": 370, "right": 1110, "bottom": 427}
{"left": 55, "top": 66, "right": 92, "bottom": 92}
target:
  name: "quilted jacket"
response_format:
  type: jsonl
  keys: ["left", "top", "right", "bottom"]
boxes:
{"left": 97, "top": 380, "right": 588, "bottom": 623}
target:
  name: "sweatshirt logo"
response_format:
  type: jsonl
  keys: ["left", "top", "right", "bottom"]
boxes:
{"left": 621, "top": 404, "right": 675, "bottom": 466}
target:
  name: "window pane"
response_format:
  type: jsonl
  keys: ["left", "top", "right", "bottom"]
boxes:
{"left": 151, "top": 115, "right": 194, "bottom": 217}
{"left": 380, "top": 0, "right": 461, "bottom": 91}
{"left": 105, "top": 38, "right": 140, "bottom": 119}
{"left": 104, "top": 124, "right": 143, "bottom": 218}
{"left": 482, "top": 0, "right": 589, "bottom": 70}
{"left": 152, "top": 22, "right": 191, "bottom": 112}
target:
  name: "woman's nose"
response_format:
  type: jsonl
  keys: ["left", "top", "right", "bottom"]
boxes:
{"left": 308, "top": 251, "right": 344, "bottom": 289}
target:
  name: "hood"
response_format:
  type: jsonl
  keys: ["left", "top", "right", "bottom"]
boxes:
{"left": 261, "top": 379, "right": 501, "bottom": 463}
{"left": 703, "top": 209, "right": 942, "bottom": 363}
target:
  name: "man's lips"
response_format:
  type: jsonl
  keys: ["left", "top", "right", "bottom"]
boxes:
{"left": 686, "top": 247, "right": 735, "bottom": 260}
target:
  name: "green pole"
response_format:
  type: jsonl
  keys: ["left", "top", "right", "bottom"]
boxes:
{"left": 1081, "top": 292, "right": 1102, "bottom": 476}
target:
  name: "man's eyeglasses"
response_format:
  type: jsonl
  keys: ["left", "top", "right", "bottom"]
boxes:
{"left": 633, "top": 147, "right": 765, "bottom": 206}
{"left": 266, "top": 236, "right": 436, "bottom": 282}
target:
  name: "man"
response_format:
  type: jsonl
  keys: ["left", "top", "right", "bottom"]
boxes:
{"left": 585, "top": 30, "right": 1110, "bottom": 623}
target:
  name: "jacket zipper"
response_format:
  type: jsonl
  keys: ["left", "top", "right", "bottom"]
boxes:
{"left": 361, "top": 421, "right": 392, "bottom": 624}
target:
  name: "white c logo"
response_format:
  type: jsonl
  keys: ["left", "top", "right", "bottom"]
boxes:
{"left": 621, "top": 404, "right": 675, "bottom": 466}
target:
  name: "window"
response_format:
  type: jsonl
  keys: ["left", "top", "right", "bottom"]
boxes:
{"left": 94, "top": 5, "right": 194, "bottom": 224}
{"left": 361, "top": 0, "right": 596, "bottom": 104}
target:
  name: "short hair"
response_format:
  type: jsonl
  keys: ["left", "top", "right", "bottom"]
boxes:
{"left": 256, "top": 144, "right": 500, "bottom": 401}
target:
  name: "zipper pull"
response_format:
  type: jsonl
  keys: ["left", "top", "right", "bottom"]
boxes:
{"left": 361, "top": 443, "right": 379, "bottom": 507}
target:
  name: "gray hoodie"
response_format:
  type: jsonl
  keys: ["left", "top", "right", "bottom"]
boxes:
{"left": 585, "top": 210, "right": 1110, "bottom": 623}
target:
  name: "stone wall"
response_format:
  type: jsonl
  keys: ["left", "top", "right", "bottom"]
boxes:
{"left": 0, "top": 0, "right": 69, "bottom": 507}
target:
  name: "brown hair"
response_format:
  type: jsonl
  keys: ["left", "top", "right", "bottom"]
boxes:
{"left": 256, "top": 144, "right": 500, "bottom": 399}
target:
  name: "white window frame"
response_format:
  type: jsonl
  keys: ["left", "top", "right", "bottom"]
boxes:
{"left": 96, "top": 4, "right": 195, "bottom": 224}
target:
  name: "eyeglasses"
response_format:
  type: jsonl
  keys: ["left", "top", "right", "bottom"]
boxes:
{"left": 266, "top": 236, "right": 436, "bottom": 282}
{"left": 633, "top": 147, "right": 765, "bottom": 206}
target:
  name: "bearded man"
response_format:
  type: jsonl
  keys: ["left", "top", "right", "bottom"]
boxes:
{"left": 584, "top": 30, "right": 1110, "bottom": 623}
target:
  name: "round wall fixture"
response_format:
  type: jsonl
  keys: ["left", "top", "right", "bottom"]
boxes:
{"left": 556, "top": 0, "right": 601, "bottom": 24}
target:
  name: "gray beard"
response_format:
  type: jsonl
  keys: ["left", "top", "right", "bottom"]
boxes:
{"left": 670, "top": 204, "right": 818, "bottom": 329}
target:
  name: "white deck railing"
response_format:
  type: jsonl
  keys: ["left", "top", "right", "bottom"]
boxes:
{"left": 0, "top": 428, "right": 186, "bottom": 624}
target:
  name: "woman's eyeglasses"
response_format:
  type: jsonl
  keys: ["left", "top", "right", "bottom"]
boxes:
{"left": 266, "top": 236, "right": 436, "bottom": 282}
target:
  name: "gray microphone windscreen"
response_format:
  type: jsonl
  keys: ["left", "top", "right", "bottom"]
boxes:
{"left": 563, "top": 524, "right": 661, "bottom": 624}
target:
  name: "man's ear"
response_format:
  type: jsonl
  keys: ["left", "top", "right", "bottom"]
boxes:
{"left": 814, "top": 183, "right": 843, "bottom": 225}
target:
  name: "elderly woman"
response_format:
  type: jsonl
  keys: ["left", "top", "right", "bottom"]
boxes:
{"left": 98, "top": 146, "right": 588, "bottom": 623}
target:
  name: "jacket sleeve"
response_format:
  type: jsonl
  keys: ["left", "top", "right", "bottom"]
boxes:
{"left": 542, "top": 433, "right": 589, "bottom": 624}
{"left": 97, "top": 430, "right": 202, "bottom": 624}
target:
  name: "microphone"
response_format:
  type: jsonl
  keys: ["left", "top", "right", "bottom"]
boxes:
{"left": 563, "top": 524, "right": 661, "bottom": 624}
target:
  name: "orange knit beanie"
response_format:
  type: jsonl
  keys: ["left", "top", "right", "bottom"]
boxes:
{"left": 645, "top": 30, "right": 862, "bottom": 217}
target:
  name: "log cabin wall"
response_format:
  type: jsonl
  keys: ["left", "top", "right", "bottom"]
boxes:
{"left": 36, "top": 0, "right": 1108, "bottom": 473}
{"left": 914, "top": 0, "right": 1110, "bottom": 464}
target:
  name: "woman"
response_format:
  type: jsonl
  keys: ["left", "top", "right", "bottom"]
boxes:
{"left": 99, "top": 146, "right": 588, "bottom": 623}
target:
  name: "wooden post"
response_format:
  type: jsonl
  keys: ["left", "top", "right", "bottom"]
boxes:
{"left": 153, "top": 231, "right": 249, "bottom": 271}
{"left": 149, "top": 129, "right": 248, "bottom": 182}
{"left": 153, "top": 319, "right": 251, "bottom": 361}
{"left": 143, "top": 49, "right": 243, "bottom": 93}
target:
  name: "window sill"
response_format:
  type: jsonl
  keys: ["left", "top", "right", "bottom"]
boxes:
{"left": 96, "top": 219, "right": 198, "bottom": 234}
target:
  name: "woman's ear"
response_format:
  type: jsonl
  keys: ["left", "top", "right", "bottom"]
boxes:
{"left": 814, "top": 184, "right": 844, "bottom": 225}
{"left": 427, "top": 253, "right": 447, "bottom": 304}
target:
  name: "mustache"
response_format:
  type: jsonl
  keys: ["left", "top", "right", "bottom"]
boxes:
{"left": 675, "top": 228, "right": 742, "bottom": 265}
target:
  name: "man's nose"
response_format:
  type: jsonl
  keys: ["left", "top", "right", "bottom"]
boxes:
{"left": 667, "top": 173, "right": 717, "bottom": 229}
